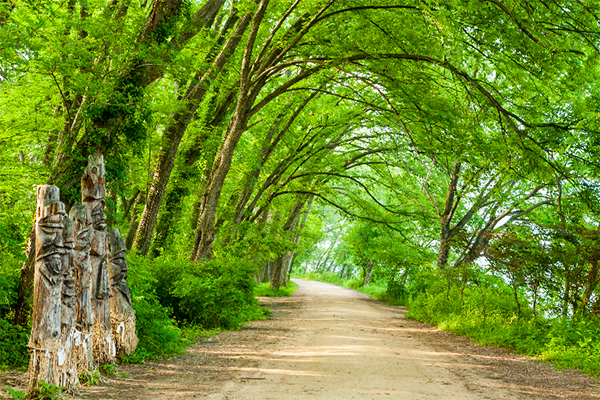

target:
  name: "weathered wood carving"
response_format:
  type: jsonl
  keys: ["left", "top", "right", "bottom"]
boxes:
{"left": 108, "top": 228, "right": 138, "bottom": 355}
{"left": 70, "top": 205, "right": 94, "bottom": 372}
{"left": 28, "top": 155, "right": 137, "bottom": 393}
{"left": 81, "top": 154, "right": 115, "bottom": 364}
{"left": 58, "top": 215, "right": 78, "bottom": 387}
{"left": 28, "top": 185, "right": 66, "bottom": 391}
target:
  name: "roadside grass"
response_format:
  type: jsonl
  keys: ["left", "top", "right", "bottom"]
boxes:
{"left": 254, "top": 281, "right": 298, "bottom": 297}
{"left": 297, "top": 271, "right": 600, "bottom": 377}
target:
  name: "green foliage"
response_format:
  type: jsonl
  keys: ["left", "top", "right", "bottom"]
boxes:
{"left": 98, "top": 364, "right": 117, "bottom": 376}
{"left": 30, "top": 381, "right": 64, "bottom": 400}
{"left": 405, "top": 272, "right": 600, "bottom": 376}
{"left": 123, "top": 254, "right": 187, "bottom": 363}
{"left": 78, "top": 370, "right": 101, "bottom": 387}
{"left": 6, "top": 387, "right": 25, "bottom": 400}
{"left": 0, "top": 318, "right": 28, "bottom": 370}
{"left": 0, "top": 210, "right": 30, "bottom": 371}
{"left": 125, "top": 253, "right": 269, "bottom": 363}
{"left": 254, "top": 282, "right": 298, "bottom": 297}
{"left": 171, "top": 258, "right": 266, "bottom": 329}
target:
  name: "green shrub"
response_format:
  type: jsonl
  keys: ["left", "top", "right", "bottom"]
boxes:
{"left": 0, "top": 218, "right": 30, "bottom": 370}
{"left": 172, "top": 258, "right": 265, "bottom": 329}
{"left": 405, "top": 271, "right": 600, "bottom": 376}
{"left": 123, "top": 254, "right": 186, "bottom": 363}
{"left": 0, "top": 318, "right": 28, "bottom": 370}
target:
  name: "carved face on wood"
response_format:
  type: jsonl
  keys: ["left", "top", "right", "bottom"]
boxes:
{"left": 36, "top": 186, "right": 66, "bottom": 287}
{"left": 96, "top": 256, "right": 112, "bottom": 300}
{"left": 82, "top": 154, "right": 107, "bottom": 231}
{"left": 61, "top": 216, "right": 76, "bottom": 305}
{"left": 108, "top": 229, "right": 131, "bottom": 306}
{"left": 81, "top": 154, "right": 106, "bottom": 201}
{"left": 70, "top": 205, "right": 93, "bottom": 251}
{"left": 90, "top": 200, "right": 107, "bottom": 231}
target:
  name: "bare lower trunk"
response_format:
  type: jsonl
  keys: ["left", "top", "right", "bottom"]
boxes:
{"left": 583, "top": 260, "right": 600, "bottom": 311}
{"left": 362, "top": 261, "right": 374, "bottom": 286}
{"left": 437, "top": 222, "right": 451, "bottom": 270}
{"left": 132, "top": 120, "right": 191, "bottom": 255}
{"left": 258, "top": 261, "right": 271, "bottom": 283}
{"left": 280, "top": 251, "right": 293, "bottom": 287}
{"left": 270, "top": 257, "right": 283, "bottom": 290}
{"left": 125, "top": 192, "right": 145, "bottom": 250}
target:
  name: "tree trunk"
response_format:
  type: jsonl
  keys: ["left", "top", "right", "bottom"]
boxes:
{"left": 125, "top": 192, "right": 145, "bottom": 250}
{"left": 191, "top": 93, "right": 259, "bottom": 261}
{"left": 280, "top": 251, "right": 293, "bottom": 287}
{"left": 258, "top": 261, "right": 271, "bottom": 283}
{"left": 583, "top": 260, "right": 600, "bottom": 311}
{"left": 362, "top": 261, "right": 374, "bottom": 286}
{"left": 151, "top": 94, "right": 233, "bottom": 256}
{"left": 270, "top": 256, "right": 283, "bottom": 291}
{"left": 437, "top": 218, "right": 452, "bottom": 270}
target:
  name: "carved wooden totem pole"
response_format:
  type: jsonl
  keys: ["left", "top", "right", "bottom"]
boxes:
{"left": 81, "top": 155, "right": 115, "bottom": 364}
{"left": 28, "top": 155, "right": 137, "bottom": 392}
{"left": 58, "top": 215, "right": 79, "bottom": 387}
{"left": 28, "top": 185, "right": 66, "bottom": 391}
{"left": 70, "top": 205, "right": 94, "bottom": 371}
{"left": 108, "top": 229, "right": 138, "bottom": 355}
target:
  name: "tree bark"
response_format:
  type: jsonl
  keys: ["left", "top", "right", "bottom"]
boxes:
{"left": 125, "top": 191, "right": 145, "bottom": 250}
{"left": 362, "top": 260, "right": 374, "bottom": 286}
{"left": 270, "top": 256, "right": 283, "bottom": 290}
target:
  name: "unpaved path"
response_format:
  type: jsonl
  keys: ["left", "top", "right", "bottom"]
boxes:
{"left": 209, "top": 279, "right": 598, "bottom": 400}
{"left": 2, "top": 279, "right": 599, "bottom": 399}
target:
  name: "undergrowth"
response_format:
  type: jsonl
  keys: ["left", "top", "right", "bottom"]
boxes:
{"left": 122, "top": 254, "right": 270, "bottom": 364}
{"left": 1, "top": 253, "right": 272, "bottom": 369}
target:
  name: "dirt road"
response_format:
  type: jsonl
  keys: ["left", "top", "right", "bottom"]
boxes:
{"left": 2, "top": 279, "right": 598, "bottom": 399}
{"left": 208, "top": 279, "right": 594, "bottom": 400}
